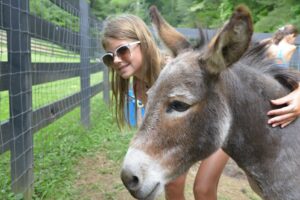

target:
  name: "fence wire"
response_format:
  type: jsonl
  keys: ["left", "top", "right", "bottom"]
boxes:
{"left": 0, "top": 0, "right": 106, "bottom": 199}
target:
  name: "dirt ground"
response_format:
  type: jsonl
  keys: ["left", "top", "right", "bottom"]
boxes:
{"left": 74, "top": 153, "right": 261, "bottom": 200}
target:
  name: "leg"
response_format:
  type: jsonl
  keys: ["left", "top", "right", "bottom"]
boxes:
{"left": 165, "top": 172, "right": 187, "bottom": 200}
{"left": 193, "top": 149, "right": 229, "bottom": 200}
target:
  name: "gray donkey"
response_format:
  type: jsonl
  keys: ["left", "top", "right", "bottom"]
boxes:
{"left": 121, "top": 5, "right": 300, "bottom": 200}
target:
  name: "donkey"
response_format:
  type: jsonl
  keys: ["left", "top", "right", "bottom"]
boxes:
{"left": 121, "top": 5, "right": 300, "bottom": 200}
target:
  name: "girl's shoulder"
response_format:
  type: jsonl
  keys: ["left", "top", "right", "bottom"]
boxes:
{"left": 266, "top": 43, "right": 279, "bottom": 58}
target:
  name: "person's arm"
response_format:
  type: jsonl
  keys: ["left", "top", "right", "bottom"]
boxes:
{"left": 267, "top": 83, "right": 300, "bottom": 128}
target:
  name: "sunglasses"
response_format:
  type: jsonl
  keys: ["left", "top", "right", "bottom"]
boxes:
{"left": 102, "top": 41, "right": 141, "bottom": 67}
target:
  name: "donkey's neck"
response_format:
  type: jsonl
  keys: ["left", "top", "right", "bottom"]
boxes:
{"left": 219, "top": 65, "right": 300, "bottom": 199}
{"left": 220, "top": 65, "right": 288, "bottom": 157}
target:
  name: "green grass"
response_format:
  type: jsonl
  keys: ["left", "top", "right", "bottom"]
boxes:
{"left": 0, "top": 94, "right": 133, "bottom": 200}
{"left": 242, "top": 189, "right": 262, "bottom": 200}
{"left": 0, "top": 32, "right": 82, "bottom": 63}
{"left": 0, "top": 29, "right": 102, "bottom": 120}
{"left": 31, "top": 51, "right": 80, "bottom": 63}
{"left": 0, "top": 52, "right": 7, "bottom": 61}
{"left": 0, "top": 71, "right": 103, "bottom": 121}
{"left": 1, "top": 35, "right": 100, "bottom": 63}
{"left": 0, "top": 91, "right": 9, "bottom": 121}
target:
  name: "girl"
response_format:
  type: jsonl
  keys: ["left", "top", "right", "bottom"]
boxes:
{"left": 265, "top": 24, "right": 298, "bottom": 68}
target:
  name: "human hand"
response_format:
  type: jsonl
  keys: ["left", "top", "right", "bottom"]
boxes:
{"left": 267, "top": 83, "right": 300, "bottom": 128}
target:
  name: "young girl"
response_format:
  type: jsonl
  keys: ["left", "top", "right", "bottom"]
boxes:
{"left": 101, "top": 14, "right": 300, "bottom": 200}
{"left": 265, "top": 24, "right": 298, "bottom": 68}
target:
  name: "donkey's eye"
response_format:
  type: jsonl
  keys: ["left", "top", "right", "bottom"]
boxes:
{"left": 166, "top": 101, "right": 191, "bottom": 113}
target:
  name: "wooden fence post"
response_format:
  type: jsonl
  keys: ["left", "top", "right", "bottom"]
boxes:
{"left": 103, "top": 66, "right": 110, "bottom": 104}
{"left": 80, "top": 0, "right": 90, "bottom": 127}
{"left": 7, "top": 0, "right": 33, "bottom": 198}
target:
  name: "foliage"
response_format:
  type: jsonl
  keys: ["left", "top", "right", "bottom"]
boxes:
{"left": 89, "top": 0, "right": 149, "bottom": 21}
{"left": 187, "top": 0, "right": 300, "bottom": 32}
{"left": 254, "top": 0, "right": 300, "bottom": 32}
{"left": 30, "top": 0, "right": 79, "bottom": 32}
{"left": 29, "top": 0, "right": 300, "bottom": 34}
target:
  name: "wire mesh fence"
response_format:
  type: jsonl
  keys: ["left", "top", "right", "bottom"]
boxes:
{"left": 0, "top": 0, "right": 108, "bottom": 199}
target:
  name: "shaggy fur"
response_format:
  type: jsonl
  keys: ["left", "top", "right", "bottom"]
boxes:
{"left": 121, "top": 5, "right": 300, "bottom": 200}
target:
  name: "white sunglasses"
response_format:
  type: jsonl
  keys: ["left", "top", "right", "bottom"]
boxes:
{"left": 102, "top": 41, "right": 141, "bottom": 67}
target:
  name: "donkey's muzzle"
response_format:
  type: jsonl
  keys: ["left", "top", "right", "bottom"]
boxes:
{"left": 120, "top": 147, "right": 164, "bottom": 199}
{"left": 121, "top": 168, "right": 141, "bottom": 196}
{"left": 121, "top": 167, "right": 160, "bottom": 200}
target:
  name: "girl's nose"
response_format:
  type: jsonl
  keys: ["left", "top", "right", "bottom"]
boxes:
{"left": 113, "top": 55, "right": 122, "bottom": 64}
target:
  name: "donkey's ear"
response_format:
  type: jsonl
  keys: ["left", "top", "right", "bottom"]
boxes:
{"left": 149, "top": 5, "right": 191, "bottom": 56}
{"left": 203, "top": 5, "right": 253, "bottom": 74}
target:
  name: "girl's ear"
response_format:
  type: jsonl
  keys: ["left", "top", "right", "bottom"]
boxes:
{"left": 149, "top": 5, "right": 191, "bottom": 57}
{"left": 202, "top": 5, "right": 253, "bottom": 74}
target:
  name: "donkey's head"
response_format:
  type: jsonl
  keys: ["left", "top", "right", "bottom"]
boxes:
{"left": 121, "top": 5, "right": 253, "bottom": 200}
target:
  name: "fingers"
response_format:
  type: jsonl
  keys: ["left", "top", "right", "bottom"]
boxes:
{"left": 267, "top": 104, "right": 295, "bottom": 116}
{"left": 281, "top": 120, "right": 293, "bottom": 128}
{"left": 270, "top": 88, "right": 300, "bottom": 106}
{"left": 267, "top": 83, "right": 300, "bottom": 128}
{"left": 271, "top": 116, "right": 295, "bottom": 128}
{"left": 268, "top": 112, "right": 296, "bottom": 127}
{"left": 270, "top": 94, "right": 292, "bottom": 106}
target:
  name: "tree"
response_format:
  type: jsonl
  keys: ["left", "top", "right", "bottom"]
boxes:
{"left": 30, "top": 0, "right": 300, "bottom": 34}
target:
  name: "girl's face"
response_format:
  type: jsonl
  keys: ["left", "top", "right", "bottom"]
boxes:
{"left": 286, "top": 34, "right": 296, "bottom": 44}
{"left": 104, "top": 38, "right": 143, "bottom": 79}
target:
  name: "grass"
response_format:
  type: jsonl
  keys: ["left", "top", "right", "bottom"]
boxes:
{"left": 0, "top": 30, "right": 103, "bottom": 121}
{"left": 0, "top": 94, "right": 133, "bottom": 200}
{"left": 0, "top": 32, "right": 82, "bottom": 63}
{"left": 0, "top": 72, "right": 103, "bottom": 121}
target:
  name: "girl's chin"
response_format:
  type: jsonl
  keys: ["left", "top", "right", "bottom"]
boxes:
{"left": 119, "top": 67, "right": 135, "bottom": 79}
{"left": 120, "top": 72, "right": 132, "bottom": 79}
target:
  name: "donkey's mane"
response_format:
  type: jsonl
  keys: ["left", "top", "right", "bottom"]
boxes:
{"left": 193, "top": 27, "right": 210, "bottom": 50}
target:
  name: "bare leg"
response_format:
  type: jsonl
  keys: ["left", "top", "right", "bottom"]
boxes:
{"left": 165, "top": 172, "right": 187, "bottom": 200}
{"left": 193, "top": 149, "right": 229, "bottom": 200}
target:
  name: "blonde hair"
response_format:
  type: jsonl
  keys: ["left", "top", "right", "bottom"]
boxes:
{"left": 101, "top": 14, "right": 164, "bottom": 128}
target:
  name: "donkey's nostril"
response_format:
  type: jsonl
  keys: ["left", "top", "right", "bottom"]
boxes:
{"left": 121, "top": 169, "right": 141, "bottom": 191}
{"left": 132, "top": 176, "right": 139, "bottom": 186}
